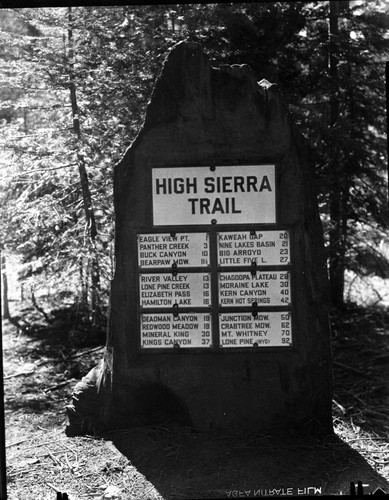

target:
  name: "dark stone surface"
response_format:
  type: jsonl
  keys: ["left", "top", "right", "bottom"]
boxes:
{"left": 67, "top": 42, "right": 332, "bottom": 436}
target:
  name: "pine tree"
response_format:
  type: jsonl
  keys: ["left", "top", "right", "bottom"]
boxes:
{"left": 1, "top": 2, "right": 387, "bottom": 315}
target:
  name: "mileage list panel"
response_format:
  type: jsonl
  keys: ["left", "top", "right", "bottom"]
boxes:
{"left": 217, "top": 230, "right": 290, "bottom": 266}
{"left": 219, "top": 311, "right": 292, "bottom": 347}
{"left": 136, "top": 226, "right": 293, "bottom": 350}
{"left": 218, "top": 271, "right": 290, "bottom": 307}
{"left": 216, "top": 229, "right": 293, "bottom": 348}
{"left": 140, "top": 313, "right": 212, "bottom": 348}
{"left": 138, "top": 232, "right": 209, "bottom": 268}
{"left": 139, "top": 273, "right": 211, "bottom": 308}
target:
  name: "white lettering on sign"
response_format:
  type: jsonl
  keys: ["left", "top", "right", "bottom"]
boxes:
{"left": 140, "top": 313, "right": 212, "bottom": 348}
{"left": 138, "top": 232, "right": 209, "bottom": 268}
{"left": 139, "top": 273, "right": 211, "bottom": 308}
{"left": 219, "top": 311, "right": 292, "bottom": 347}
{"left": 218, "top": 271, "right": 291, "bottom": 307}
{"left": 218, "top": 230, "right": 290, "bottom": 266}
{"left": 152, "top": 165, "right": 276, "bottom": 226}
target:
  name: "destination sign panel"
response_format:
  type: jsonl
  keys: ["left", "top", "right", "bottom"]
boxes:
{"left": 218, "top": 230, "right": 290, "bottom": 266}
{"left": 138, "top": 232, "right": 209, "bottom": 268}
{"left": 140, "top": 313, "right": 212, "bottom": 348}
{"left": 218, "top": 271, "right": 290, "bottom": 307}
{"left": 152, "top": 165, "right": 276, "bottom": 226}
{"left": 139, "top": 273, "right": 211, "bottom": 308}
{"left": 219, "top": 311, "right": 292, "bottom": 348}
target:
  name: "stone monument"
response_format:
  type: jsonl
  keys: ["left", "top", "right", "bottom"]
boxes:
{"left": 67, "top": 42, "right": 333, "bottom": 436}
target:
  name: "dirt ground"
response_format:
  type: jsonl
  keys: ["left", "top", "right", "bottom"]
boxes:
{"left": 2, "top": 299, "right": 389, "bottom": 499}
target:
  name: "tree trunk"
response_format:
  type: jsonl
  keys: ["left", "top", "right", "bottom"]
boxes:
{"left": 67, "top": 7, "right": 100, "bottom": 324}
{"left": 328, "top": 0, "right": 345, "bottom": 307}
{"left": 0, "top": 256, "right": 6, "bottom": 499}
{"left": 79, "top": 258, "right": 88, "bottom": 306}
{"left": 1, "top": 252, "right": 10, "bottom": 320}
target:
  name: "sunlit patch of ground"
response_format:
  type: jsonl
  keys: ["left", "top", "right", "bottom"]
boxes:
{"left": 334, "top": 419, "right": 389, "bottom": 483}
{"left": 6, "top": 414, "right": 163, "bottom": 499}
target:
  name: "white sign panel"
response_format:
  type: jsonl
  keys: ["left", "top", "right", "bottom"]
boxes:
{"left": 152, "top": 165, "right": 276, "bottom": 226}
{"left": 140, "top": 313, "right": 212, "bottom": 348}
{"left": 219, "top": 311, "right": 292, "bottom": 348}
{"left": 218, "top": 230, "right": 290, "bottom": 266}
{"left": 138, "top": 233, "right": 210, "bottom": 268}
{"left": 139, "top": 273, "right": 211, "bottom": 308}
{"left": 219, "top": 271, "right": 290, "bottom": 307}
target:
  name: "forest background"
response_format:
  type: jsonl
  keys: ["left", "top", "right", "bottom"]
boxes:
{"left": 1, "top": 2, "right": 389, "bottom": 498}
{"left": 1, "top": 0, "right": 389, "bottom": 333}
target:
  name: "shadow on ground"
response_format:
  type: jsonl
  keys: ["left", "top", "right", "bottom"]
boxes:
{"left": 331, "top": 304, "right": 389, "bottom": 441}
{"left": 4, "top": 300, "right": 389, "bottom": 497}
{"left": 108, "top": 425, "right": 389, "bottom": 499}
{"left": 3, "top": 301, "right": 105, "bottom": 416}
{"left": 102, "top": 305, "right": 389, "bottom": 499}
{"left": 7, "top": 300, "right": 106, "bottom": 348}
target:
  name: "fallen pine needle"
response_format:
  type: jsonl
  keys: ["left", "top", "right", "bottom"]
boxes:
{"left": 44, "top": 378, "right": 77, "bottom": 392}
{"left": 19, "top": 437, "right": 68, "bottom": 452}
{"left": 46, "top": 482, "right": 61, "bottom": 492}
{"left": 6, "top": 438, "right": 29, "bottom": 448}
{"left": 333, "top": 361, "right": 367, "bottom": 376}
{"left": 45, "top": 447, "right": 64, "bottom": 468}
{"left": 4, "top": 369, "right": 35, "bottom": 380}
